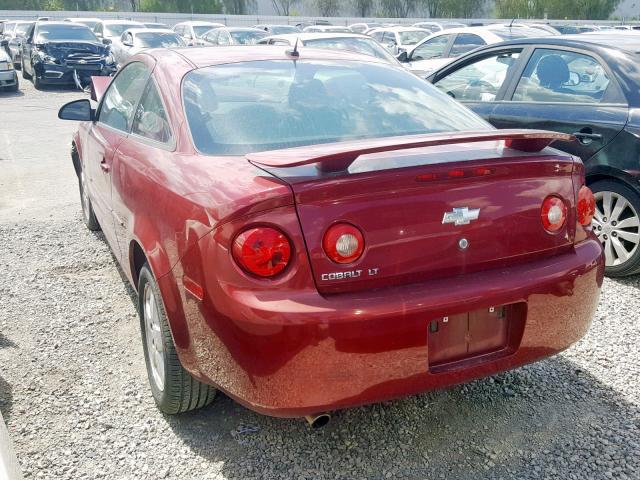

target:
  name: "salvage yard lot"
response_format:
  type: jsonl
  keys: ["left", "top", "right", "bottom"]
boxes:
{"left": 0, "top": 81, "right": 639, "bottom": 480}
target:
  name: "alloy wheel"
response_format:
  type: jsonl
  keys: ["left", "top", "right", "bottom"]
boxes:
{"left": 592, "top": 190, "right": 640, "bottom": 267}
{"left": 143, "top": 283, "right": 165, "bottom": 392}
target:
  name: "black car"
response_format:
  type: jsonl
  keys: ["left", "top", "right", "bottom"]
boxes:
{"left": 21, "top": 21, "right": 116, "bottom": 89}
{"left": 428, "top": 34, "right": 640, "bottom": 276}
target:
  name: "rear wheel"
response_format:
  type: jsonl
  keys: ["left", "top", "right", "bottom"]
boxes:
{"left": 138, "top": 264, "right": 216, "bottom": 414}
{"left": 591, "top": 180, "right": 640, "bottom": 276}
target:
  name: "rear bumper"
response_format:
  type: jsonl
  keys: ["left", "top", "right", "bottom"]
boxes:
{"left": 0, "top": 70, "right": 17, "bottom": 87}
{"left": 164, "top": 237, "right": 604, "bottom": 417}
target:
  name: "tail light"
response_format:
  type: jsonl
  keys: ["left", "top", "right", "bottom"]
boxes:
{"left": 541, "top": 196, "right": 567, "bottom": 233}
{"left": 323, "top": 223, "right": 364, "bottom": 264}
{"left": 232, "top": 227, "right": 291, "bottom": 277}
{"left": 577, "top": 185, "right": 596, "bottom": 226}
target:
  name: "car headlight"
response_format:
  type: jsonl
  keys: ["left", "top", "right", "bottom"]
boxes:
{"left": 7, "top": 62, "right": 13, "bottom": 70}
{"left": 104, "top": 53, "right": 115, "bottom": 65}
{"left": 38, "top": 52, "right": 58, "bottom": 64}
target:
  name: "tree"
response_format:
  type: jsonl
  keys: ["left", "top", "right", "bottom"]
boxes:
{"left": 140, "top": 0, "right": 223, "bottom": 13}
{"left": 314, "top": 0, "right": 339, "bottom": 16}
{"left": 222, "top": 0, "right": 255, "bottom": 14}
{"left": 272, "top": 0, "right": 297, "bottom": 15}
{"left": 495, "top": 0, "right": 621, "bottom": 20}
{"left": 380, "top": 0, "right": 418, "bottom": 17}
{"left": 442, "top": 0, "right": 486, "bottom": 17}
{"left": 352, "top": 0, "right": 374, "bottom": 16}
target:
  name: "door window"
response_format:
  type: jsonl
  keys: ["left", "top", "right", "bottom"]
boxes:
{"left": 435, "top": 51, "right": 521, "bottom": 102}
{"left": 132, "top": 80, "right": 172, "bottom": 144}
{"left": 203, "top": 30, "right": 218, "bottom": 44}
{"left": 371, "top": 31, "right": 384, "bottom": 42}
{"left": 450, "top": 33, "right": 485, "bottom": 57}
{"left": 512, "top": 48, "right": 612, "bottom": 103}
{"left": 218, "top": 32, "right": 231, "bottom": 46}
{"left": 411, "top": 34, "right": 452, "bottom": 61}
{"left": 98, "top": 62, "right": 150, "bottom": 132}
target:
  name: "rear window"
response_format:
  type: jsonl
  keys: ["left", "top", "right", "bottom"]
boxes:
{"left": 183, "top": 60, "right": 489, "bottom": 155}
{"left": 269, "top": 25, "right": 299, "bottom": 34}
{"left": 135, "top": 32, "right": 183, "bottom": 48}
{"left": 104, "top": 23, "right": 140, "bottom": 37}
{"left": 15, "top": 23, "right": 32, "bottom": 35}
{"left": 36, "top": 24, "right": 97, "bottom": 42}
{"left": 398, "top": 30, "right": 429, "bottom": 45}
{"left": 229, "top": 30, "right": 267, "bottom": 44}
{"left": 491, "top": 27, "right": 552, "bottom": 40}
{"left": 304, "top": 37, "right": 399, "bottom": 63}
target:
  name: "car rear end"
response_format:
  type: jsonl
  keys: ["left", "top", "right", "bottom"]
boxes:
{"left": 0, "top": 49, "right": 17, "bottom": 90}
{"left": 172, "top": 51, "right": 604, "bottom": 416}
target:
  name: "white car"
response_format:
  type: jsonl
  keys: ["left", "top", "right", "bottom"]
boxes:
{"left": 112, "top": 28, "right": 184, "bottom": 67}
{"left": 302, "top": 25, "right": 352, "bottom": 33}
{"left": 64, "top": 17, "right": 102, "bottom": 30}
{"left": 257, "top": 32, "right": 400, "bottom": 65}
{"left": 367, "top": 26, "right": 431, "bottom": 54}
{"left": 92, "top": 19, "right": 144, "bottom": 44}
{"left": 172, "top": 21, "right": 225, "bottom": 46}
{"left": 349, "top": 22, "right": 383, "bottom": 34}
{"left": 413, "top": 21, "right": 467, "bottom": 33}
{"left": 400, "top": 26, "right": 553, "bottom": 78}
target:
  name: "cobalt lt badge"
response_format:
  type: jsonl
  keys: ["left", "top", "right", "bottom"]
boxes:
{"left": 442, "top": 207, "right": 480, "bottom": 226}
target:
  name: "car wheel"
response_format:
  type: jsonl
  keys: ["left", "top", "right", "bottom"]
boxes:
{"left": 21, "top": 58, "right": 30, "bottom": 79}
{"left": 138, "top": 264, "right": 216, "bottom": 414}
{"left": 591, "top": 180, "right": 640, "bottom": 276}
{"left": 78, "top": 168, "right": 100, "bottom": 231}
{"left": 32, "top": 66, "right": 42, "bottom": 90}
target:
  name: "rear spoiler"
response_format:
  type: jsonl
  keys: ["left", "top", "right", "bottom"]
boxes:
{"left": 248, "top": 129, "right": 574, "bottom": 172}
{"left": 90, "top": 75, "right": 112, "bottom": 102}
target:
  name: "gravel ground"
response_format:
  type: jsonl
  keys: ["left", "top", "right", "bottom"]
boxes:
{"left": 0, "top": 79, "right": 639, "bottom": 480}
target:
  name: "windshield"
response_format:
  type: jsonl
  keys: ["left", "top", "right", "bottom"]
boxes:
{"left": 398, "top": 30, "right": 429, "bottom": 45}
{"left": 15, "top": 23, "right": 32, "bottom": 36}
{"left": 305, "top": 37, "right": 399, "bottom": 64}
{"left": 36, "top": 24, "right": 97, "bottom": 42}
{"left": 230, "top": 30, "right": 268, "bottom": 44}
{"left": 193, "top": 25, "right": 217, "bottom": 37}
{"left": 75, "top": 20, "right": 98, "bottom": 29}
{"left": 183, "top": 60, "right": 488, "bottom": 155}
{"left": 135, "top": 32, "right": 183, "bottom": 48}
{"left": 104, "top": 23, "right": 140, "bottom": 37}
{"left": 270, "top": 25, "right": 299, "bottom": 34}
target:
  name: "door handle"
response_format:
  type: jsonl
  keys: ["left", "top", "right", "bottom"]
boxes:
{"left": 573, "top": 131, "right": 603, "bottom": 145}
{"left": 100, "top": 159, "right": 111, "bottom": 173}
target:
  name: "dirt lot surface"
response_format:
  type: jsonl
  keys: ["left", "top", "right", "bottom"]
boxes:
{"left": 0, "top": 79, "right": 639, "bottom": 480}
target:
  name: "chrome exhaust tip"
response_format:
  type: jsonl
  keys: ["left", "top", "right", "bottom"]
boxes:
{"left": 304, "top": 413, "right": 330, "bottom": 429}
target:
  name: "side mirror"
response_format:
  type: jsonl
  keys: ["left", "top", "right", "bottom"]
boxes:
{"left": 122, "top": 40, "right": 132, "bottom": 47}
{"left": 396, "top": 50, "right": 408, "bottom": 62}
{"left": 58, "top": 99, "right": 95, "bottom": 122}
{"left": 0, "top": 39, "right": 7, "bottom": 48}
{"left": 102, "top": 38, "right": 112, "bottom": 45}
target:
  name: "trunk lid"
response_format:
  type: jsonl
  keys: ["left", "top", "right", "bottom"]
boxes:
{"left": 249, "top": 131, "right": 578, "bottom": 294}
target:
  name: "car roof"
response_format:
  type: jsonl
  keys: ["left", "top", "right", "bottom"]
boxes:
{"left": 125, "top": 28, "right": 174, "bottom": 35}
{"left": 217, "top": 27, "right": 265, "bottom": 32}
{"left": 36, "top": 21, "right": 91, "bottom": 28}
{"left": 489, "top": 33, "right": 640, "bottom": 54}
{"left": 101, "top": 19, "right": 143, "bottom": 25}
{"left": 164, "top": 45, "right": 390, "bottom": 68}
{"left": 176, "top": 21, "right": 224, "bottom": 26}
{"left": 371, "top": 26, "right": 429, "bottom": 33}
{"left": 265, "top": 32, "right": 370, "bottom": 41}
{"left": 66, "top": 17, "right": 101, "bottom": 21}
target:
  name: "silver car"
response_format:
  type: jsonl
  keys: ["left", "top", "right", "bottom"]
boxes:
{"left": 0, "top": 40, "right": 18, "bottom": 92}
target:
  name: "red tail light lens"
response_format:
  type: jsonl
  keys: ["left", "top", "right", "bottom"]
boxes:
{"left": 541, "top": 196, "right": 568, "bottom": 232}
{"left": 577, "top": 185, "right": 596, "bottom": 226}
{"left": 323, "top": 223, "right": 364, "bottom": 264}
{"left": 232, "top": 227, "right": 291, "bottom": 277}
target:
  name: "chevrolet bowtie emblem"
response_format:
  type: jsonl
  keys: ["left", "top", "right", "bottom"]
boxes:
{"left": 442, "top": 207, "right": 480, "bottom": 226}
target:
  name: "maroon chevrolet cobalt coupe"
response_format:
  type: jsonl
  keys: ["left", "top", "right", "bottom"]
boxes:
{"left": 58, "top": 46, "right": 604, "bottom": 424}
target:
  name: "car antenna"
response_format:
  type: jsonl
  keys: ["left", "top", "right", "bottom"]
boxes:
{"left": 286, "top": 38, "right": 300, "bottom": 59}
{"left": 509, "top": 18, "right": 515, "bottom": 28}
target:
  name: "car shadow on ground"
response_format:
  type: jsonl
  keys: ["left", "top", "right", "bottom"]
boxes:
{"left": 0, "top": 332, "right": 16, "bottom": 422}
{"left": 162, "top": 355, "right": 639, "bottom": 479}
{"left": 0, "top": 89, "right": 24, "bottom": 98}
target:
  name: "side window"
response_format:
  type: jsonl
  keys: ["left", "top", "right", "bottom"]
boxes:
{"left": 174, "top": 25, "right": 183, "bottom": 36}
{"left": 382, "top": 32, "right": 396, "bottom": 46}
{"left": 132, "top": 80, "right": 172, "bottom": 144}
{"left": 435, "top": 51, "right": 521, "bottom": 102}
{"left": 512, "top": 48, "right": 612, "bottom": 104}
{"left": 270, "top": 39, "right": 290, "bottom": 46}
{"left": 450, "top": 34, "right": 485, "bottom": 57}
{"left": 411, "top": 34, "right": 451, "bottom": 61}
{"left": 98, "top": 62, "right": 150, "bottom": 132}
{"left": 204, "top": 30, "right": 217, "bottom": 44}
{"left": 218, "top": 32, "right": 231, "bottom": 46}
{"left": 371, "top": 31, "right": 384, "bottom": 42}
{"left": 184, "top": 27, "right": 192, "bottom": 39}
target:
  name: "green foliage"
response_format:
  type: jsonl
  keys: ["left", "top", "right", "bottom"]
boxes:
{"left": 42, "top": 0, "right": 64, "bottom": 9}
{"left": 271, "top": 0, "right": 298, "bottom": 16}
{"left": 380, "top": 0, "right": 419, "bottom": 17}
{"left": 351, "top": 0, "right": 374, "bottom": 17}
{"left": 495, "top": 0, "right": 622, "bottom": 20}
{"left": 222, "top": 0, "right": 254, "bottom": 14}
{"left": 314, "top": 0, "right": 340, "bottom": 16}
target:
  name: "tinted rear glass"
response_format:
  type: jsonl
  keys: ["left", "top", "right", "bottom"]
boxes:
{"left": 36, "top": 24, "right": 97, "bottom": 42}
{"left": 269, "top": 25, "right": 299, "bottom": 34}
{"left": 183, "top": 60, "right": 488, "bottom": 155}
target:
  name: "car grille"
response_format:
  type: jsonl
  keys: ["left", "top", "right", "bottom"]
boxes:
{"left": 64, "top": 52, "right": 103, "bottom": 69}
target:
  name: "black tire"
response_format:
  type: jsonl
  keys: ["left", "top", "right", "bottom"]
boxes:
{"left": 77, "top": 162, "right": 100, "bottom": 231}
{"left": 32, "top": 67, "right": 42, "bottom": 90}
{"left": 590, "top": 179, "right": 640, "bottom": 277}
{"left": 138, "top": 264, "right": 216, "bottom": 414}
{"left": 21, "top": 58, "right": 30, "bottom": 79}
